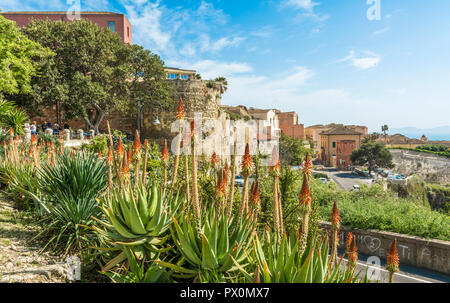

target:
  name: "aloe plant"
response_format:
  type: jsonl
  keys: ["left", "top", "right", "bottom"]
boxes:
{"left": 234, "top": 230, "right": 364, "bottom": 283}
{"left": 104, "top": 247, "right": 172, "bottom": 283}
{"left": 156, "top": 208, "right": 255, "bottom": 282}
{"left": 93, "top": 183, "right": 183, "bottom": 272}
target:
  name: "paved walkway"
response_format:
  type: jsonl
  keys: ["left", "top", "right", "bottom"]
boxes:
{"left": 0, "top": 197, "right": 67, "bottom": 283}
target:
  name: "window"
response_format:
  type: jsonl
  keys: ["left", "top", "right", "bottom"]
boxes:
{"left": 167, "top": 73, "right": 178, "bottom": 79}
{"left": 181, "top": 74, "right": 189, "bottom": 80}
{"left": 108, "top": 21, "right": 116, "bottom": 32}
{"left": 127, "top": 26, "right": 130, "bottom": 37}
{"left": 332, "top": 141, "right": 336, "bottom": 148}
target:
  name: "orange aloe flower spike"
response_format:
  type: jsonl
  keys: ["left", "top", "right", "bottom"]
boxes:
{"left": 132, "top": 130, "right": 141, "bottom": 156}
{"left": 116, "top": 138, "right": 124, "bottom": 157}
{"left": 106, "top": 147, "right": 113, "bottom": 164}
{"left": 161, "top": 140, "right": 169, "bottom": 163}
{"left": 330, "top": 201, "right": 340, "bottom": 230}
{"left": 176, "top": 98, "right": 185, "bottom": 120}
{"left": 387, "top": 239, "right": 399, "bottom": 272}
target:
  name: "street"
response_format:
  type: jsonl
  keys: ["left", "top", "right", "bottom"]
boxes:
{"left": 318, "top": 168, "right": 374, "bottom": 191}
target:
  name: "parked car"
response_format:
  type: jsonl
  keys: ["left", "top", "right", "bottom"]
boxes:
{"left": 319, "top": 177, "right": 328, "bottom": 184}
{"left": 291, "top": 165, "right": 302, "bottom": 170}
{"left": 234, "top": 176, "right": 244, "bottom": 187}
{"left": 353, "top": 184, "right": 360, "bottom": 191}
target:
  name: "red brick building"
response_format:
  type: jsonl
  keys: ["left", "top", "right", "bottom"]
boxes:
{"left": 277, "top": 111, "right": 305, "bottom": 140}
{"left": 1, "top": 11, "right": 132, "bottom": 44}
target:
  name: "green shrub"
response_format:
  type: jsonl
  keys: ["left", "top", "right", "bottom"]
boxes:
{"left": 29, "top": 151, "right": 108, "bottom": 255}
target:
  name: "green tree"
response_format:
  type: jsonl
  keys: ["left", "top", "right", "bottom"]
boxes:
{"left": 17, "top": 19, "right": 131, "bottom": 133}
{"left": 279, "top": 133, "right": 312, "bottom": 166}
{"left": 214, "top": 76, "right": 228, "bottom": 93}
{"left": 350, "top": 142, "right": 394, "bottom": 174}
{"left": 362, "top": 132, "right": 380, "bottom": 144}
{"left": 0, "top": 14, "right": 50, "bottom": 95}
{"left": 381, "top": 124, "right": 389, "bottom": 141}
{"left": 127, "top": 44, "right": 172, "bottom": 127}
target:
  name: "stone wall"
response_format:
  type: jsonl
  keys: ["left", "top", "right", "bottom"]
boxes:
{"left": 26, "top": 79, "right": 222, "bottom": 144}
{"left": 320, "top": 222, "right": 450, "bottom": 275}
{"left": 390, "top": 149, "right": 450, "bottom": 184}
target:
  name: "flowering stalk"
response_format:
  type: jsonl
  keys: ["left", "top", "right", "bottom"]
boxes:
{"left": 269, "top": 146, "right": 283, "bottom": 237}
{"left": 249, "top": 181, "right": 261, "bottom": 224}
{"left": 345, "top": 232, "right": 354, "bottom": 253}
{"left": 120, "top": 149, "right": 130, "bottom": 184}
{"left": 227, "top": 129, "right": 237, "bottom": 217}
{"left": 182, "top": 130, "right": 191, "bottom": 210}
{"left": 330, "top": 201, "right": 340, "bottom": 267}
{"left": 190, "top": 121, "right": 201, "bottom": 221}
{"left": 132, "top": 130, "right": 142, "bottom": 187}
{"left": 386, "top": 239, "right": 399, "bottom": 283}
{"left": 298, "top": 170, "right": 312, "bottom": 253}
{"left": 106, "top": 147, "right": 114, "bottom": 191}
{"left": 239, "top": 143, "right": 253, "bottom": 218}
{"left": 107, "top": 121, "right": 122, "bottom": 189}
{"left": 142, "top": 140, "right": 150, "bottom": 185}
{"left": 211, "top": 151, "right": 218, "bottom": 187}
{"left": 161, "top": 139, "right": 169, "bottom": 188}
{"left": 347, "top": 236, "right": 358, "bottom": 271}
{"left": 215, "top": 168, "right": 227, "bottom": 213}
{"left": 171, "top": 98, "right": 185, "bottom": 190}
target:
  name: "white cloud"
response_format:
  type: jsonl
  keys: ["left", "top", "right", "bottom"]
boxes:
{"left": 124, "top": 1, "right": 172, "bottom": 54}
{"left": 337, "top": 50, "right": 381, "bottom": 70}
{"left": 284, "top": 0, "right": 318, "bottom": 12}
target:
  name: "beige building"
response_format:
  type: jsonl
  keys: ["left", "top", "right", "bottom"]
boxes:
{"left": 306, "top": 123, "right": 367, "bottom": 159}
{"left": 319, "top": 126, "right": 364, "bottom": 168}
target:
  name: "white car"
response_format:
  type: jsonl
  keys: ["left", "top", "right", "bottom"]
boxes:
{"left": 353, "top": 184, "right": 360, "bottom": 191}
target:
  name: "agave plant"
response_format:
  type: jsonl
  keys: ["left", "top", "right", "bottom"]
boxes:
{"left": 92, "top": 183, "right": 183, "bottom": 272}
{"left": 23, "top": 151, "right": 108, "bottom": 255}
{"left": 156, "top": 208, "right": 255, "bottom": 282}
{"left": 104, "top": 247, "right": 172, "bottom": 283}
{"left": 234, "top": 230, "right": 365, "bottom": 283}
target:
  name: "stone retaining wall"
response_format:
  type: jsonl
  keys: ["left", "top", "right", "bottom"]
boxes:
{"left": 390, "top": 149, "right": 450, "bottom": 184}
{"left": 320, "top": 222, "right": 450, "bottom": 275}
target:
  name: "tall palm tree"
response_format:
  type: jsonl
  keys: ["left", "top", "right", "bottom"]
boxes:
{"left": 381, "top": 124, "right": 389, "bottom": 142}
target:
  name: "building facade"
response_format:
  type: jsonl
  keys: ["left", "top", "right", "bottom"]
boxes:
{"left": 164, "top": 67, "right": 196, "bottom": 80}
{"left": 306, "top": 123, "right": 368, "bottom": 159}
{"left": 1, "top": 11, "right": 132, "bottom": 44}
{"left": 277, "top": 112, "right": 305, "bottom": 140}
{"left": 319, "top": 126, "right": 364, "bottom": 168}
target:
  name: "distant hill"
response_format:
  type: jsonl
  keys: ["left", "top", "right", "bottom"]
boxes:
{"left": 388, "top": 126, "right": 450, "bottom": 141}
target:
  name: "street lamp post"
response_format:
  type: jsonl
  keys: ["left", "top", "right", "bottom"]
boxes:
{"left": 137, "top": 98, "right": 141, "bottom": 135}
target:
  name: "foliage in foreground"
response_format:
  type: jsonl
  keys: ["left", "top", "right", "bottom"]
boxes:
{"left": 314, "top": 182, "right": 450, "bottom": 241}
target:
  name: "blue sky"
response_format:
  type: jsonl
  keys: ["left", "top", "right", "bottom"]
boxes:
{"left": 1, "top": 0, "right": 450, "bottom": 133}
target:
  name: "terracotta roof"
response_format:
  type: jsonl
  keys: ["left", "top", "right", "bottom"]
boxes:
{"left": 247, "top": 108, "right": 275, "bottom": 114}
{"left": 320, "top": 127, "right": 363, "bottom": 136}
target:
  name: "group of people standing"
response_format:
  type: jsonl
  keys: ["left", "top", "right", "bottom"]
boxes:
{"left": 26, "top": 121, "right": 70, "bottom": 136}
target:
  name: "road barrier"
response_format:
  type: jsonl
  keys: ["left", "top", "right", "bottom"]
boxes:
{"left": 320, "top": 222, "right": 450, "bottom": 275}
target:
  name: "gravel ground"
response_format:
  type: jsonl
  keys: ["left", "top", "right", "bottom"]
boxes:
{"left": 0, "top": 198, "right": 69, "bottom": 283}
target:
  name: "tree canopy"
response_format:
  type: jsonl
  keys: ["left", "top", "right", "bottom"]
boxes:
{"left": 12, "top": 19, "right": 171, "bottom": 133}
{"left": 350, "top": 142, "right": 394, "bottom": 174}
{"left": 0, "top": 14, "right": 50, "bottom": 95}
{"left": 279, "top": 133, "right": 312, "bottom": 166}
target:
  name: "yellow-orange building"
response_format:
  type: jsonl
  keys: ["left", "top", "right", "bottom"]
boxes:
{"left": 306, "top": 124, "right": 367, "bottom": 160}
{"left": 319, "top": 126, "right": 364, "bottom": 168}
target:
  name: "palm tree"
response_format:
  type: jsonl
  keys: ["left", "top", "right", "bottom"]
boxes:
{"left": 381, "top": 125, "right": 389, "bottom": 142}
{"left": 214, "top": 77, "right": 228, "bottom": 93}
